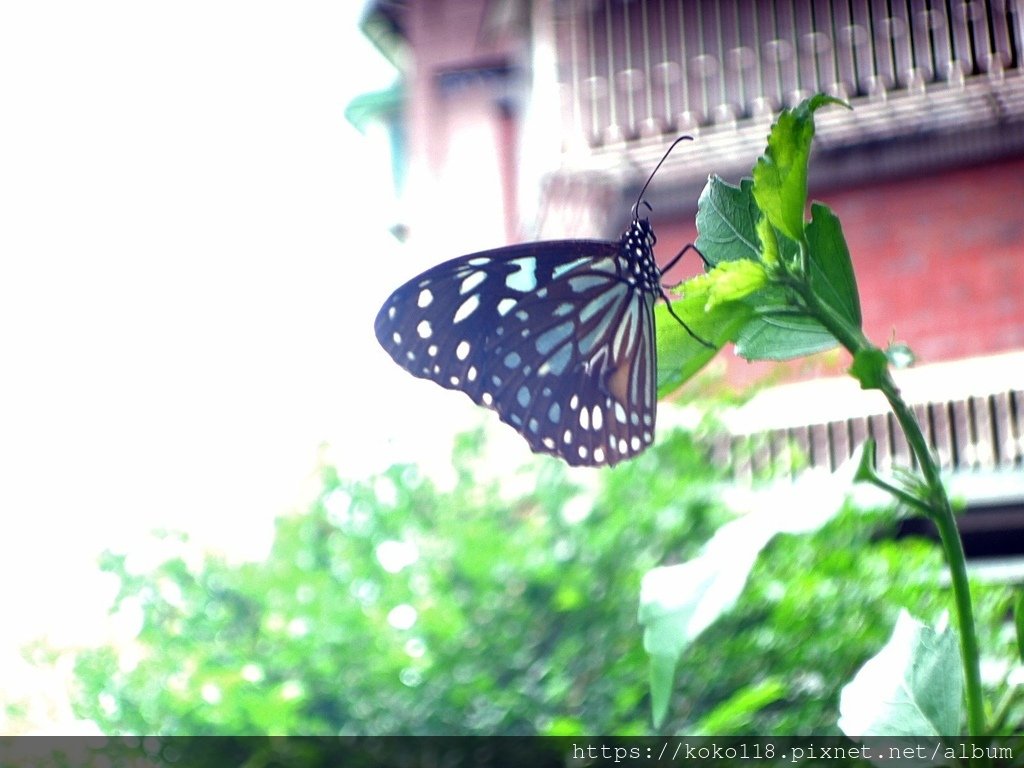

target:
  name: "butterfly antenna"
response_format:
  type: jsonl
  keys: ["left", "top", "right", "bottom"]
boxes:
{"left": 633, "top": 135, "right": 693, "bottom": 217}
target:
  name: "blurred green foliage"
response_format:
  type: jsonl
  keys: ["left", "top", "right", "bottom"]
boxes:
{"left": 69, "top": 426, "right": 1014, "bottom": 736}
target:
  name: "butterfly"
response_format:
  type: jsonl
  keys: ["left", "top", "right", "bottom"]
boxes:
{"left": 374, "top": 137, "right": 713, "bottom": 467}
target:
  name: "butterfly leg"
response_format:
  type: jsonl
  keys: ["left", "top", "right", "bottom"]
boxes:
{"left": 660, "top": 292, "right": 716, "bottom": 349}
{"left": 661, "top": 242, "right": 711, "bottom": 282}
{"left": 655, "top": 242, "right": 716, "bottom": 348}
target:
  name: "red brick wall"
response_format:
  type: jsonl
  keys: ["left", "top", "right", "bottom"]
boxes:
{"left": 841, "top": 158, "right": 1024, "bottom": 361}
{"left": 655, "top": 157, "right": 1024, "bottom": 388}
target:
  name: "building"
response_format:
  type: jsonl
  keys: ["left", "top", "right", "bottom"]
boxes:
{"left": 356, "top": 0, "right": 1024, "bottom": 558}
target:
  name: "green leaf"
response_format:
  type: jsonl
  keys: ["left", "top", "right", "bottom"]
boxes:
{"left": 543, "top": 715, "right": 589, "bottom": 736}
{"left": 655, "top": 277, "right": 753, "bottom": 396}
{"left": 732, "top": 300, "right": 837, "bottom": 360}
{"left": 1015, "top": 590, "right": 1024, "bottom": 664}
{"left": 806, "top": 203, "right": 862, "bottom": 327}
{"left": 638, "top": 561, "right": 734, "bottom": 658}
{"left": 755, "top": 214, "right": 780, "bottom": 267}
{"left": 695, "top": 176, "right": 761, "bottom": 265}
{"left": 639, "top": 517, "right": 777, "bottom": 728}
{"left": 753, "top": 112, "right": 811, "bottom": 242}
{"left": 839, "top": 610, "right": 963, "bottom": 737}
{"left": 703, "top": 97, "right": 858, "bottom": 364}
{"left": 752, "top": 94, "right": 850, "bottom": 242}
{"left": 647, "top": 653, "right": 678, "bottom": 729}
{"left": 850, "top": 348, "right": 889, "bottom": 390}
{"left": 640, "top": 469, "right": 855, "bottom": 729}
{"left": 693, "top": 678, "right": 787, "bottom": 735}
{"left": 733, "top": 202, "right": 863, "bottom": 358}
{"left": 640, "top": 554, "right": 748, "bottom": 729}
{"left": 694, "top": 175, "right": 845, "bottom": 361}
{"left": 702, "top": 259, "right": 769, "bottom": 308}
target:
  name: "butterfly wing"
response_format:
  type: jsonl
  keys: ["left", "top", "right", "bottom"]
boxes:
{"left": 374, "top": 240, "right": 658, "bottom": 467}
{"left": 482, "top": 254, "right": 657, "bottom": 466}
{"left": 375, "top": 241, "right": 576, "bottom": 404}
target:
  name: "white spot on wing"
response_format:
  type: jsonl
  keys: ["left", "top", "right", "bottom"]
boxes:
{"left": 536, "top": 321, "right": 574, "bottom": 355}
{"left": 612, "top": 300, "right": 640, "bottom": 359}
{"left": 460, "top": 271, "right": 486, "bottom": 294}
{"left": 453, "top": 294, "right": 480, "bottom": 323}
{"left": 580, "top": 288, "right": 623, "bottom": 324}
{"left": 416, "top": 320, "right": 432, "bottom": 339}
{"left": 568, "top": 274, "right": 608, "bottom": 293}
{"left": 417, "top": 288, "right": 433, "bottom": 308}
{"left": 505, "top": 258, "right": 538, "bottom": 292}
{"left": 551, "top": 257, "right": 589, "bottom": 278}
{"left": 517, "top": 386, "right": 531, "bottom": 407}
{"left": 539, "top": 343, "right": 572, "bottom": 376}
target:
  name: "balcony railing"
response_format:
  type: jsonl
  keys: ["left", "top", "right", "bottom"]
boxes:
{"left": 547, "top": 0, "right": 1024, "bottom": 183}
{"left": 698, "top": 353, "right": 1024, "bottom": 559}
{"left": 715, "top": 387, "right": 1024, "bottom": 481}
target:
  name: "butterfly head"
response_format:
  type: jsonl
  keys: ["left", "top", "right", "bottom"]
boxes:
{"left": 621, "top": 214, "right": 661, "bottom": 292}
{"left": 623, "top": 214, "right": 657, "bottom": 267}
{"left": 629, "top": 210, "right": 656, "bottom": 247}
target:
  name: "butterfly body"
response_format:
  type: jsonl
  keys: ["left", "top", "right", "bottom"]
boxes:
{"left": 374, "top": 217, "right": 666, "bottom": 467}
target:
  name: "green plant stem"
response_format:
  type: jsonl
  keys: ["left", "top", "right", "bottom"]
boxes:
{"left": 861, "top": 472, "right": 933, "bottom": 515}
{"left": 988, "top": 666, "right": 1021, "bottom": 734}
{"left": 880, "top": 374, "right": 986, "bottom": 740}
{"left": 792, "top": 280, "right": 986, "bottom": 739}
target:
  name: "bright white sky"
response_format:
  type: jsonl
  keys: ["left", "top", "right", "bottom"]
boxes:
{"left": 0, "top": 1, "right": 505, "bottom": 731}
